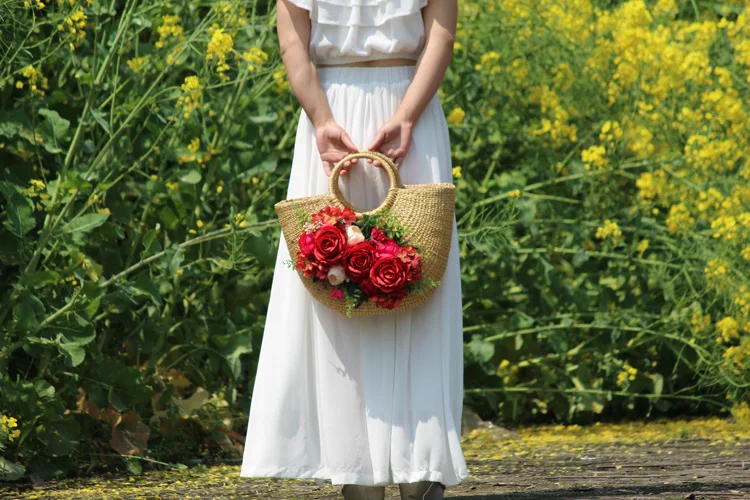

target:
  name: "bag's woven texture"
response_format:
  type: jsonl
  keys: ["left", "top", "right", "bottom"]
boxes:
{"left": 274, "top": 150, "right": 456, "bottom": 317}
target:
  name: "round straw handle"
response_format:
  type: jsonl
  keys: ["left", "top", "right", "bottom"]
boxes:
{"left": 328, "top": 151, "right": 403, "bottom": 216}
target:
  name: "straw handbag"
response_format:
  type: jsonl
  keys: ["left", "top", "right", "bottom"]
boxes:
{"left": 274, "top": 150, "right": 455, "bottom": 317}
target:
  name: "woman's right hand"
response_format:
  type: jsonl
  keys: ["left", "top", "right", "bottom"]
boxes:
{"left": 315, "top": 119, "right": 359, "bottom": 177}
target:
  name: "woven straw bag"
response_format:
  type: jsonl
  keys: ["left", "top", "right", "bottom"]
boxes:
{"left": 274, "top": 150, "right": 455, "bottom": 317}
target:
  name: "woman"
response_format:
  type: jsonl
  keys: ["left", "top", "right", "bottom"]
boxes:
{"left": 240, "top": 0, "right": 468, "bottom": 499}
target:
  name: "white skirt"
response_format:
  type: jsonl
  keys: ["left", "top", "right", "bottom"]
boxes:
{"left": 240, "top": 65, "right": 470, "bottom": 487}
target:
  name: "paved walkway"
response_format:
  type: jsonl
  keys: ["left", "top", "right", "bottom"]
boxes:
{"left": 2, "top": 418, "right": 749, "bottom": 499}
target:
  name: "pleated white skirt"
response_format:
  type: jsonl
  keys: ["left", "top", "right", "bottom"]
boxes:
{"left": 240, "top": 65, "right": 470, "bottom": 487}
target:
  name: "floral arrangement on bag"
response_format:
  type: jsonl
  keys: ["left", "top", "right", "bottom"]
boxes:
{"left": 285, "top": 204, "right": 440, "bottom": 316}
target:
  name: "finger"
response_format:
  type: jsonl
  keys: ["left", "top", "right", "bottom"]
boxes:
{"left": 340, "top": 130, "right": 358, "bottom": 152}
{"left": 323, "top": 161, "right": 332, "bottom": 177}
{"left": 368, "top": 131, "right": 386, "bottom": 152}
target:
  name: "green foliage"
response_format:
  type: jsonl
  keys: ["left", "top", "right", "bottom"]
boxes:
{"left": 0, "top": 0, "right": 289, "bottom": 481}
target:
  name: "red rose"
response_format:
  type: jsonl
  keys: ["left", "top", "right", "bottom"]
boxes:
{"left": 313, "top": 224, "right": 347, "bottom": 266}
{"left": 330, "top": 289, "right": 345, "bottom": 300}
{"left": 369, "top": 256, "right": 408, "bottom": 294}
{"left": 371, "top": 288, "right": 408, "bottom": 309}
{"left": 358, "top": 277, "right": 381, "bottom": 298}
{"left": 298, "top": 232, "right": 315, "bottom": 257}
{"left": 343, "top": 241, "right": 376, "bottom": 282}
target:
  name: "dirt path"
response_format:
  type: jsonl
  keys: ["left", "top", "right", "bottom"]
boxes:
{"left": 2, "top": 418, "right": 749, "bottom": 499}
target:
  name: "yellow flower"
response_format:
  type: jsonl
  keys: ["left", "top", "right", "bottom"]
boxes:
{"left": 452, "top": 166, "right": 462, "bottom": 178}
{"left": 156, "top": 15, "right": 184, "bottom": 49}
{"left": 206, "top": 28, "right": 233, "bottom": 77}
{"left": 716, "top": 317, "right": 740, "bottom": 344}
{"left": 273, "top": 67, "right": 290, "bottom": 92}
{"left": 177, "top": 76, "right": 203, "bottom": 119}
{"left": 196, "top": 220, "right": 204, "bottom": 228}
{"left": 127, "top": 56, "right": 149, "bottom": 73}
{"left": 188, "top": 138, "right": 200, "bottom": 153}
{"left": 616, "top": 363, "right": 638, "bottom": 387}
{"left": 636, "top": 239, "right": 649, "bottom": 257}
{"left": 595, "top": 219, "right": 622, "bottom": 242}
{"left": 581, "top": 145, "right": 608, "bottom": 171}
{"left": 446, "top": 107, "right": 465, "bottom": 124}
{"left": 19, "top": 65, "right": 48, "bottom": 96}
{"left": 242, "top": 47, "right": 269, "bottom": 71}
{"left": 666, "top": 203, "right": 695, "bottom": 235}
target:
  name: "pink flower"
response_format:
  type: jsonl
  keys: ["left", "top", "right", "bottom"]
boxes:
{"left": 298, "top": 232, "right": 315, "bottom": 257}
{"left": 329, "top": 289, "right": 345, "bottom": 300}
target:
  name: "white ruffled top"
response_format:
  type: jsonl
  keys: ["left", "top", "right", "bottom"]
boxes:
{"left": 286, "top": 0, "right": 428, "bottom": 65}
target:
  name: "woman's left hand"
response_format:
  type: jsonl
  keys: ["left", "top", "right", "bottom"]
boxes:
{"left": 366, "top": 116, "right": 414, "bottom": 168}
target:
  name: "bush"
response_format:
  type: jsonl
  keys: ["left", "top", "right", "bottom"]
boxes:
{"left": 445, "top": 0, "right": 749, "bottom": 422}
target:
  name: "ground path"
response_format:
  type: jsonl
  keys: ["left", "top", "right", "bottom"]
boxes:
{"left": 2, "top": 418, "right": 749, "bottom": 499}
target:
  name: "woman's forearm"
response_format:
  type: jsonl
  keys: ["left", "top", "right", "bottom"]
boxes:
{"left": 393, "top": 1, "right": 457, "bottom": 126}
{"left": 287, "top": 59, "right": 334, "bottom": 129}
{"left": 277, "top": 0, "right": 334, "bottom": 129}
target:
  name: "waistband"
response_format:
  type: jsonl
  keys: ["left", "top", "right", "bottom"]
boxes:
{"left": 317, "top": 65, "right": 416, "bottom": 86}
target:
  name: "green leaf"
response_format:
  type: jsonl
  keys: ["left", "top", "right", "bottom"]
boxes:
{"left": 38, "top": 108, "right": 71, "bottom": 140}
{"left": 12, "top": 292, "right": 45, "bottom": 333}
{"left": 180, "top": 170, "right": 201, "bottom": 184}
{"left": 517, "top": 198, "right": 537, "bottom": 226}
{"left": 89, "top": 109, "right": 111, "bottom": 135}
{"left": 0, "top": 181, "right": 36, "bottom": 237}
{"left": 141, "top": 229, "right": 162, "bottom": 258}
{"left": 38, "top": 416, "right": 80, "bottom": 457}
{"left": 62, "top": 213, "right": 109, "bottom": 235}
{"left": 46, "top": 317, "right": 97, "bottom": 367}
{"left": 58, "top": 343, "right": 86, "bottom": 367}
{"left": 651, "top": 373, "right": 664, "bottom": 397}
{"left": 0, "top": 120, "right": 23, "bottom": 139}
{"left": 89, "top": 359, "right": 152, "bottom": 411}
{"left": 125, "top": 457, "right": 143, "bottom": 475}
{"left": 468, "top": 334, "right": 495, "bottom": 363}
{"left": 212, "top": 333, "right": 253, "bottom": 380}
{"left": 0, "top": 458, "right": 26, "bottom": 481}
{"left": 162, "top": 244, "right": 184, "bottom": 275}
{"left": 20, "top": 270, "right": 61, "bottom": 287}
{"left": 133, "top": 274, "right": 162, "bottom": 306}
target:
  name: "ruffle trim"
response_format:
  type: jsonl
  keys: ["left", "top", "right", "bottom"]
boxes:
{"left": 311, "top": 0, "right": 428, "bottom": 27}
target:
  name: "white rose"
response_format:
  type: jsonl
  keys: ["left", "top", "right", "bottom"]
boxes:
{"left": 346, "top": 225, "right": 365, "bottom": 245}
{"left": 327, "top": 264, "right": 346, "bottom": 286}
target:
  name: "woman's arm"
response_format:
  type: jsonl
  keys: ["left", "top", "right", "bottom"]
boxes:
{"left": 277, "top": 0, "right": 357, "bottom": 175}
{"left": 367, "top": 0, "right": 458, "bottom": 166}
